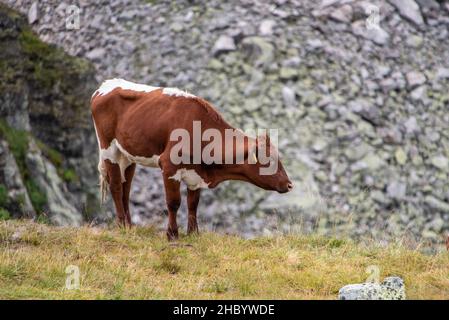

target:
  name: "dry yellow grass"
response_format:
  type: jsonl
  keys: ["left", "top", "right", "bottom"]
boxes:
{"left": 0, "top": 220, "right": 448, "bottom": 299}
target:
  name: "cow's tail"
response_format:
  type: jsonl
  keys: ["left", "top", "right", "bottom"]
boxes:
{"left": 99, "top": 160, "right": 109, "bottom": 204}
{"left": 92, "top": 118, "right": 109, "bottom": 204}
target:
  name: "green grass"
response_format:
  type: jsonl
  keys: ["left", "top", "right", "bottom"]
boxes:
{"left": 0, "top": 220, "right": 448, "bottom": 299}
{"left": 0, "top": 209, "right": 10, "bottom": 220}
{"left": 0, "top": 184, "right": 7, "bottom": 208}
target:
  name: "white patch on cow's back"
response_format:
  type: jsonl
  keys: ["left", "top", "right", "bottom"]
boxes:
{"left": 100, "top": 138, "right": 160, "bottom": 183}
{"left": 162, "top": 87, "right": 196, "bottom": 98}
{"left": 93, "top": 78, "right": 197, "bottom": 100}
{"left": 93, "top": 78, "right": 160, "bottom": 97}
{"left": 169, "top": 168, "right": 209, "bottom": 190}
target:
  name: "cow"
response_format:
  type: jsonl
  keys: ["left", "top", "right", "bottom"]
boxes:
{"left": 91, "top": 79, "right": 293, "bottom": 240}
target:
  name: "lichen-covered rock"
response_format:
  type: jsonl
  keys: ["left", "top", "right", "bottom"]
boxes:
{"left": 339, "top": 277, "right": 406, "bottom": 300}
{"left": 0, "top": 4, "right": 100, "bottom": 224}
{"left": 0, "top": 138, "right": 35, "bottom": 218}
{"left": 25, "top": 139, "right": 81, "bottom": 226}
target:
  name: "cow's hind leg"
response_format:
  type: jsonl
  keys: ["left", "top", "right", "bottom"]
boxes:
{"left": 122, "top": 163, "right": 136, "bottom": 226}
{"left": 187, "top": 189, "right": 200, "bottom": 235}
{"left": 162, "top": 173, "right": 181, "bottom": 241}
{"left": 104, "top": 160, "right": 127, "bottom": 226}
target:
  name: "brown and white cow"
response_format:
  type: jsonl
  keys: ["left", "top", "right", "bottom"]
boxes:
{"left": 91, "top": 79, "right": 292, "bottom": 240}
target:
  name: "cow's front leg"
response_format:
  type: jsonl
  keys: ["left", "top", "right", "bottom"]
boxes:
{"left": 162, "top": 173, "right": 181, "bottom": 241}
{"left": 187, "top": 189, "right": 201, "bottom": 234}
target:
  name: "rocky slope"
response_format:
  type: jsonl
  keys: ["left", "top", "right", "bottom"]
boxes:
{"left": 0, "top": 4, "right": 101, "bottom": 225}
{"left": 3, "top": 0, "right": 449, "bottom": 241}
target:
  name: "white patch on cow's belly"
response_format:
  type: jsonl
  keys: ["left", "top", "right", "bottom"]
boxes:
{"left": 162, "top": 87, "right": 196, "bottom": 98}
{"left": 100, "top": 138, "right": 160, "bottom": 182}
{"left": 169, "top": 169, "right": 209, "bottom": 190}
{"left": 93, "top": 78, "right": 160, "bottom": 97}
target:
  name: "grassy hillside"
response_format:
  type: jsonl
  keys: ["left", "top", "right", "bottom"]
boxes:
{"left": 0, "top": 220, "right": 448, "bottom": 299}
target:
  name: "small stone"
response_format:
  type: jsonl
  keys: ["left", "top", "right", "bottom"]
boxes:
{"left": 28, "top": 2, "right": 39, "bottom": 24}
{"left": 259, "top": 20, "right": 276, "bottom": 36}
{"left": 387, "top": 181, "right": 407, "bottom": 200}
{"left": 207, "top": 59, "right": 223, "bottom": 70}
{"left": 86, "top": 48, "right": 106, "bottom": 61}
{"left": 352, "top": 20, "right": 390, "bottom": 45}
{"left": 436, "top": 67, "right": 449, "bottom": 79}
{"left": 241, "top": 37, "right": 274, "bottom": 67}
{"left": 359, "top": 153, "right": 384, "bottom": 171}
{"left": 395, "top": 148, "right": 407, "bottom": 165}
{"left": 306, "top": 39, "right": 324, "bottom": 51}
{"left": 406, "top": 35, "right": 423, "bottom": 48}
{"left": 345, "top": 143, "right": 371, "bottom": 161}
{"left": 425, "top": 196, "right": 449, "bottom": 213}
{"left": 212, "top": 35, "right": 236, "bottom": 56}
{"left": 279, "top": 67, "right": 298, "bottom": 80}
{"left": 404, "top": 116, "right": 420, "bottom": 134}
{"left": 170, "top": 22, "right": 183, "bottom": 32}
{"left": 389, "top": 0, "right": 425, "bottom": 26}
{"left": 282, "top": 86, "right": 296, "bottom": 108}
{"left": 330, "top": 4, "right": 353, "bottom": 23}
{"left": 406, "top": 71, "right": 426, "bottom": 89}
{"left": 312, "top": 139, "right": 328, "bottom": 152}
{"left": 431, "top": 156, "right": 449, "bottom": 171}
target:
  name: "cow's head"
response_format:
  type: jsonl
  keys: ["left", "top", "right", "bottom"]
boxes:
{"left": 243, "top": 133, "right": 293, "bottom": 193}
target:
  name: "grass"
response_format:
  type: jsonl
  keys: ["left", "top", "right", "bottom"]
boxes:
{"left": 0, "top": 220, "right": 448, "bottom": 299}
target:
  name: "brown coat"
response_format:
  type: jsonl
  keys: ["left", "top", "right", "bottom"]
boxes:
{"left": 91, "top": 79, "right": 292, "bottom": 240}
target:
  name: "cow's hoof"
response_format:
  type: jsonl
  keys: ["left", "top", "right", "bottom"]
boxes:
{"left": 166, "top": 228, "right": 179, "bottom": 241}
{"left": 187, "top": 226, "right": 199, "bottom": 235}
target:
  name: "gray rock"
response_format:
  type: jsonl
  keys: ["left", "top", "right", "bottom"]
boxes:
{"left": 25, "top": 139, "right": 82, "bottom": 226}
{"left": 28, "top": 2, "right": 38, "bottom": 24}
{"left": 406, "top": 71, "right": 426, "bottom": 89}
{"left": 170, "top": 22, "right": 183, "bottom": 32}
{"left": 0, "top": 139, "right": 35, "bottom": 218}
{"left": 436, "top": 67, "right": 449, "bottom": 79}
{"left": 431, "top": 156, "right": 448, "bottom": 171}
{"left": 282, "top": 86, "right": 296, "bottom": 108}
{"left": 86, "top": 48, "right": 106, "bottom": 61}
{"left": 410, "top": 85, "right": 427, "bottom": 101}
{"left": 212, "top": 35, "right": 236, "bottom": 56}
{"left": 306, "top": 39, "right": 324, "bottom": 51}
{"left": 404, "top": 116, "right": 420, "bottom": 134}
{"left": 352, "top": 20, "right": 390, "bottom": 45}
{"left": 339, "top": 277, "right": 406, "bottom": 300}
{"left": 241, "top": 36, "right": 274, "bottom": 68}
{"left": 259, "top": 20, "right": 276, "bottom": 36}
{"left": 425, "top": 196, "right": 449, "bottom": 213}
{"left": 387, "top": 181, "right": 407, "bottom": 200}
{"left": 389, "top": 0, "right": 424, "bottom": 26}
{"left": 279, "top": 67, "right": 298, "bottom": 80}
{"left": 330, "top": 4, "right": 353, "bottom": 23}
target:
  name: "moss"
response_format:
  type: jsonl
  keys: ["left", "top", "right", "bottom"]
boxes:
{"left": 35, "top": 140, "right": 63, "bottom": 168}
{"left": 61, "top": 168, "right": 77, "bottom": 183}
{"left": 0, "top": 208, "right": 10, "bottom": 220}
{"left": 0, "top": 119, "right": 29, "bottom": 175}
{"left": 0, "top": 184, "right": 7, "bottom": 208}
{"left": 24, "top": 180, "right": 47, "bottom": 214}
{"left": 18, "top": 28, "right": 91, "bottom": 91}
